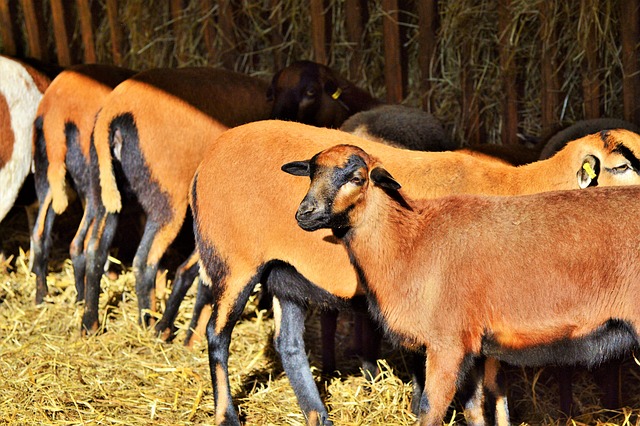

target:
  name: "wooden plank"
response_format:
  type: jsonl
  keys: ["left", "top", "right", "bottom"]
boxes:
{"left": 170, "top": 0, "right": 187, "bottom": 65}
{"left": 51, "top": 0, "right": 72, "bottom": 66}
{"left": 381, "top": 0, "right": 404, "bottom": 103}
{"left": 621, "top": 0, "right": 640, "bottom": 125}
{"left": 579, "top": 0, "right": 600, "bottom": 119}
{"left": 345, "top": 0, "right": 365, "bottom": 79}
{"left": 417, "top": 0, "right": 438, "bottom": 111}
{"left": 20, "top": 0, "right": 47, "bottom": 60}
{"left": 106, "top": 0, "right": 124, "bottom": 65}
{"left": 539, "top": 1, "right": 561, "bottom": 134}
{"left": 77, "top": 0, "right": 96, "bottom": 63}
{"left": 268, "top": 0, "right": 284, "bottom": 70}
{"left": 310, "top": 0, "right": 327, "bottom": 64}
{"left": 217, "top": 0, "right": 236, "bottom": 69}
{"left": 498, "top": 0, "right": 518, "bottom": 144}
{"left": 0, "top": 0, "right": 17, "bottom": 56}
{"left": 200, "top": 0, "right": 216, "bottom": 65}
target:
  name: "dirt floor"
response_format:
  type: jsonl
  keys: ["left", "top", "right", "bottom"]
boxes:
{"left": 1, "top": 204, "right": 640, "bottom": 425}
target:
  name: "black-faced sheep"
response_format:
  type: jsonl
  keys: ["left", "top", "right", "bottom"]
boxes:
{"left": 87, "top": 67, "right": 272, "bottom": 334}
{"left": 268, "top": 60, "right": 382, "bottom": 128}
{"left": 285, "top": 143, "right": 640, "bottom": 426}
{"left": 187, "top": 120, "right": 640, "bottom": 425}
{"left": 31, "top": 64, "right": 136, "bottom": 304}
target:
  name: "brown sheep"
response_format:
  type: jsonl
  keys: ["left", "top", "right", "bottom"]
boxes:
{"left": 285, "top": 143, "right": 640, "bottom": 426}
{"left": 187, "top": 120, "right": 640, "bottom": 425}
{"left": 31, "top": 64, "right": 136, "bottom": 304}
{"left": 88, "top": 67, "right": 272, "bottom": 334}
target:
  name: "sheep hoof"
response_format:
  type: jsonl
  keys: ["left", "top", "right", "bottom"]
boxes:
{"left": 155, "top": 321, "right": 177, "bottom": 342}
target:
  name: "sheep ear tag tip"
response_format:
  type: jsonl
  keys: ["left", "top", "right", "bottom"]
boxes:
{"left": 331, "top": 88, "right": 342, "bottom": 100}
{"left": 582, "top": 162, "right": 597, "bottom": 179}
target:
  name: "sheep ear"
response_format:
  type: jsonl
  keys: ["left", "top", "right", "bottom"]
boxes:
{"left": 323, "top": 80, "right": 341, "bottom": 100}
{"left": 281, "top": 160, "right": 311, "bottom": 176}
{"left": 577, "top": 155, "right": 599, "bottom": 189}
{"left": 370, "top": 167, "right": 401, "bottom": 191}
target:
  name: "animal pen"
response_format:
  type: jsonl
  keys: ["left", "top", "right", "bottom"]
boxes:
{"left": 1, "top": 0, "right": 640, "bottom": 425}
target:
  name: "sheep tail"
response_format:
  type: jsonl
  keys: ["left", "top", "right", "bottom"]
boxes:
{"left": 93, "top": 109, "right": 122, "bottom": 213}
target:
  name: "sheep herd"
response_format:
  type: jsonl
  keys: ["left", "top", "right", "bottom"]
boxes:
{"left": 2, "top": 54, "right": 640, "bottom": 425}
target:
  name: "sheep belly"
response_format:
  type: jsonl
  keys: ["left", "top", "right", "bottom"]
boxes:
{"left": 481, "top": 319, "right": 637, "bottom": 368}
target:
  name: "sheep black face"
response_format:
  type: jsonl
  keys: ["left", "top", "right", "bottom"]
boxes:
{"left": 282, "top": 144, "right": 400, "bottom": 233}
{"left": 268, "top": 61, "right": 343, "bottom": 126}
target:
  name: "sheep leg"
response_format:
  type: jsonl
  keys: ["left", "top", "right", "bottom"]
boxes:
{"left": 30, "top": 190, "right": 56, "bottom": 304}
{"left": 82, "top": 209, "right": 119, "bottom": 334}
{"left": 155, "top": 250, "right": 200, "bottom": 341}
{"left": 555, "top": 366, "right": 575, "bottom": 416}
{"left": 483, "top": 357, "right": 510, "bottom": 426}
{"left": 274, "top": 296, "right": 332, "bottom": 426}
{"left": 411, "top": 351, "right": 426, "bottom": 415}
{"left": 184, "top": 278, "right": 213, "bottom": 346}
{"left": 69, "top": 200, "right": 94, "bottom": 302}
{"left": 319, "top": 309, "right": 338, "bottom": 374}
{"left": 418, "top": 349, "right": 465, "bottom": 426}
{"left": 134, "top": 215, "right": 185, "bottom": 327}
{"left": 457, "top": 358, "right": 486, "bottom": 426}
{"left": 206, "top": 275, "right": 259, "bottom": 425}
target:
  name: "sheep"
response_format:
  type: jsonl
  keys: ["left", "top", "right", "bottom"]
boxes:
{"left": 186, "top": 120, "right": 640, "bottom": 425}
{"left": 285, "top": 142, "right": 640, "bottom": 425}
{"left": 0, "top": 56, "right": 54, "bottom": 227}
{"left": 268, "top": 60, "right": 382, "bottom": 128}
{"left": 87, "top": 67, "right": 272, "bottom": 334}
{"left": 30, "top": 64, "right": 137, "bottom": 304}
{"left": 340, "top": 104, "right": 457, "bottom": 152}
{"left": 540, "top": 118, "right": 640, "bottom": 160}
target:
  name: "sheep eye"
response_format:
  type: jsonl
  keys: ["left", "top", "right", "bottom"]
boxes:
{"left": 305, "top": 88, "right": 317, "bottom": 98}
{"left": 613, "top": 164, "right": 630, "bottom": 173}
{"left": 349, "top": 176, "right": 364, "bottom": 186}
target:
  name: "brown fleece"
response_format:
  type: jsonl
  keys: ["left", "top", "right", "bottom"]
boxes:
{"left": 0, "top": 93, "right": 13, "bottom": 169}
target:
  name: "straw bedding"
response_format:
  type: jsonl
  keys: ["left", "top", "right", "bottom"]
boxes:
{"left": 1, "top": 205, "right": 640, "bottom": 425}
{"left": 2, "top": 1, "right": 640, "bottom": 424}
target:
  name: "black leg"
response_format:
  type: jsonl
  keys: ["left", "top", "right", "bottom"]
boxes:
{"left": 156, "top": 250, "right": 200, "bottom": 341}
{"left": 320, "top": 309, "right": 338, "bottom": 374}
{"left": 30, "top": 194, "right": 56, "bottom": 304}
{"left": 69, "top": 202, "right": 94, "bottom": 302}
{"left": 274, "top": 297, "right": 332, "bottom": 425}
{"left": 82, "top": 209, "right": 118, "bottom": 334}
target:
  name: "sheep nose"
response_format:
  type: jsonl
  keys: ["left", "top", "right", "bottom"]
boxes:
{"left": 296, "top": 200, "right": 318, "bottom": 220}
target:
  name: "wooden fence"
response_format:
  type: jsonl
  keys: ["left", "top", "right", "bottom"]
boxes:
{"left": 1, "top": 0, "right": 639, "bottom": 146}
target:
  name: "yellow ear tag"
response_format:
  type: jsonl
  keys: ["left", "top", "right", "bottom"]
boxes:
{"left": 331, "top": 87, "right": 342, "bottom": 100}
{"left": 583, "top": 162, "right": 597, "bottom": 179}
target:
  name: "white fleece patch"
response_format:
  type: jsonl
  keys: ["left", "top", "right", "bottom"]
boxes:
{"left": 0, "top": 57, "right": 44, "bottom": 222}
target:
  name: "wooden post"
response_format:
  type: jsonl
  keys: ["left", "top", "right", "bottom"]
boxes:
{"left": 51, "top": 0, "right": 72, "bottom": 66}
{"left": 621, "top": 0, "right": 640, "bottom": 125}
{"left": 170, "top": 0, "right": 187, "bottom": 66}
{"left": 539, "top": 1, "right": 561, "bottom": 134}
{"left": 200, "top": 0, "right": 216, "bottom": 64}
{"left": 217, "top": 0, "right": 236, "bottom": 69}
{"left": 498, "top": 0, "right": 518, "bottom": 145}
{"left": 581, "top": 0, "right": 601, "bottom": 119}
{"left": 20, "top": 0, "right": 48, "bottom": 61}
{"left": 417, "top": 0, "right": 438, "bottom": 111}
{"left": 0, "top": 0, "right": 18, "bottom": 56}
{"left": 381, "top": 0, "right": 404, "bottom": 103}
{"left": 106, "top": 0, "right": 124, "bottom": 65}
{"left": 268, "top": 0, "right": 285, "bottom": 70}
{"left": 345, "top": 0, "right": 365, "bottom": 79}
{"left": 76, "top": 0, "right": 97, "bottom": 63}
{"left": 310, "top": 0, "right": 327, "bottom": 64}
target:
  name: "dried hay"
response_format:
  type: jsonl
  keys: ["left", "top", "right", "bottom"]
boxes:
{"left": 2, "top": 205, "right": 640, "bottom": 425}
